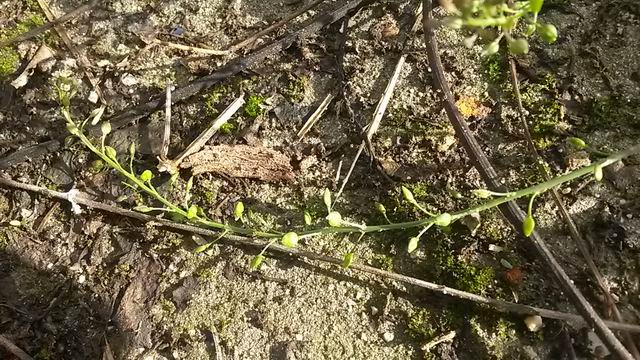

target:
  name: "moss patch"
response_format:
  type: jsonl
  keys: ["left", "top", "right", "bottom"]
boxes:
{"left": 244, "top": 95, "right": 265, "bottom": 118}
{"left": 283, "top": 74, "right": 309, "bottom": 103}
{"left": 0, "top": 13, "right": 49, "bottom": 79}
{"left": 586, "top": 94, "right": 640, "bottom": 132}
{"left": 519, "top": 73, "right": 562, "bottom": 149}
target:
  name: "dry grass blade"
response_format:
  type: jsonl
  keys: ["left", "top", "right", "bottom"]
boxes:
{"left": 152, "top": 39, "right": 230, "bottom": 56}
{"left": 157, "top": 95, "right": 245, "bottom": 174}
{"left": 297, "top": 94, "right": 334, "bottom": 139}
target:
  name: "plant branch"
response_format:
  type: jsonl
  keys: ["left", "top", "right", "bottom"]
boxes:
{"left": 2, "top": 176, "right": 640, "bottom": 334}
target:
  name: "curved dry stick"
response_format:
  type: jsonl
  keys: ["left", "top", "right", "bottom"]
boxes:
{"left": 420, "top": 1, "right": 633, "bottom": 358}
{"left": 0, "top": 335, "right": 34, "bottom": 360}
{"left": 2, "top": 176, "right": 640, "bottom": 334}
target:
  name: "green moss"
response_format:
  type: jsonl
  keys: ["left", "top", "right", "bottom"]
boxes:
{"left": 204, "top": 84, "right": 230, "bottom": 118}
{"left": 197, "top": 267, "right": 217, "bottom": 279}
{"left": 407, "top": 308, "right": 436, "bottom": 340}
{"left": 371, "top": 253, "right": 394, "bottom": 271}
{"left": 483, "top": 53, "right": 506, "bottom": 84}
{"left": 0, "top": 230, "right": 8, "bottom": 251}
{"left": 470, "top": 317, "right": 518, "bottom": 358}
{"left": 219, "top": 122, "right": 236, "bottom": 134}
{"left": 443, "top": 253, "right": 495, "bottom": 294}
{"left": 586, "top": 94, "right": 640, "bottom": 132}
{"left": 519, "top": 73, "right": 562, "bottom": 150}
{"left": 0, "top": 13, "right": 49, "bottom": 78}
{"left": 284, "top": 74, "right": 309, "bottom": 103}
{"left": 244, "top": 95, "right": 265, "bottom": 118}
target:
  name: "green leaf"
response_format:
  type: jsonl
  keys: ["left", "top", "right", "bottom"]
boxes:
{"left": 186, "top": 176, "right": 194, "bottom": 194}
{"left": 323, "top": 188, "right": 332, "bottom": 211}
{"left": 522, "top": 215, "right": 535, "bottom": 237}
{"left": 304, "top": 211, "right": 312, "bottom": 225}
{"left": 481, "top": 41, "right": 500, "bottom": 57}
{"left": 250, "top": 255, "right": 265, "bottom": 270}
{"left": 129, "top": 142, "right": 136, "bottom": 158}
{"left": 537, "top": 23, "right": 557, "bottom": 43}
{"left": 194, "top": 242, "right": 213, "bottom": 253}
{"left": 133, "top": 205, "right": 153, "bottom": 213}
{"left": 234, "top": 201, "right": 245, "bottom": 221}
{"left": 567, "top": 137, "right": 587, "bottom": 150}
{"left": 105, "top": 146, "right": 117, "bottom": 160}
{"left": 407, "top": 237, "right": 419, "bottom": 253}
{"left": 434, "top": 213, "right": 452, "bottom": 227}
{"left": 100, "top": 122, "right": 112, "bottom": 136}
{"left": 326, "top": 211, "right": 342, "bottom": 227}
{"left": 471, "top": 189, "right": 492, "bottom": 199}
{"left": 281, "top": 232, "right": 299, "bottom": 248}
{"left": 401, "top": 186, "right": 416, "bottom": 204}
{"left": 530, "top": 0, "right": 544, "bottom": 14}
{"left": 140, "top": 170, "right": 153, "bottom": 182}
{"left": 342, "top": 252, "right": 354, "bottom": 268}
{"left": 187, "top": 205, "right": 198, "bottom": 219}
{"left": 594, "top": 165, "right": 603, "bottom": 181}
{"left": 90, "top": 106, "right": 106, "bottom": 125}
{"left": 508, "top": 38, "right": 529, "bottom": 55}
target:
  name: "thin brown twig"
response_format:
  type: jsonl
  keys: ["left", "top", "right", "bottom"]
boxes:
{"left": 0, "top": 0, "right": 98, "bottom": 48}
{"left": 1, "top": 176, "right": 640, "bottom": 333}
{"left": 0, "top": 334, "right": 34, "bottom": 360}
{"left": 421, "top": 1, "right": 633, "bottom": 358}
{"left": 152, "top": 39, "right": 230, "bottom": 56}
{"left": 507, "top": 58, "right": 640, "bottom": 359}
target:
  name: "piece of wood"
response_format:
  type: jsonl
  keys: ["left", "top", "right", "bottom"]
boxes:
{"left": 181, "top": 145, "right": 294, "bottom": 182}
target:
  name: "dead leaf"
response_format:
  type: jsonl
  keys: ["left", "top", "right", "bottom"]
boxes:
{"left": 181, "top": 145, "right": 294, "bottom": 182}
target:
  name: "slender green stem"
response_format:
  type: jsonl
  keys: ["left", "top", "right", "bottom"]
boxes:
{"left": 65, "top": 108, "right": 640, "bottom": 242}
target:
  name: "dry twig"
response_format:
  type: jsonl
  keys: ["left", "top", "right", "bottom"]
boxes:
{"left": 0, "top": 334, "right": 34, "bottom": 360}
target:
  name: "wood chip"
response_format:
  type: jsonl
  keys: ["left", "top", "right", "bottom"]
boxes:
{"left": 180, "top": 145, "right": 294, "bottom": 182}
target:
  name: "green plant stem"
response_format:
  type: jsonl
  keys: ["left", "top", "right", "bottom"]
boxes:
{"left": 68, "top": 112, "right": 639, "bottom": 241}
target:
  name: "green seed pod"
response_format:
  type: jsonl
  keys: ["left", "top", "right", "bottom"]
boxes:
{"left": 194, "top": 242, "right": 213, "bottom": 253}
{"left": 129, "top": 142, "right": 136, "bottom": 158}
{"left": 525, "top": 23, "right": 537, "bottom": 36}
{"left": 234, "top": 201, "right": 245, "bottom": 221}
{"left": 100, "top": 122, "right": 112, "bottom": 136}
{"left": 471, "top": 189, "right": 493, "bottom": 199}
{"left": 375, "top": 202, "right": 386, "bottom": 214}
{"left": 508, "top": 39, "right": 529, "bottom": 55}
{"left": 140, "top": 170, "right": 153, "bottom": 182}
{"left": 594, "top": 166, "right": 603, "bottom": 181}
{"left": 250, "top": 255, "right": 265, "bottom": 270}
{"left": 187, "top": 205, "right": 198, "bottom": 219}
{"left": 186, "top": 176, "right": 194, "bottom": 194}
{"left": 342, "top": 252, "right": 354, "bottom": 268}
{"left": 530, "top": 0, "right": 544, "bottom": 13}
{"left": 133, "top": 205, "right": 153, "bottom": 213}
{"left": 538, "top": 23, "right": 557, "bottom": 43}
{"left": 567, "top": 137, "right": 587, "bottom": 150}
{"left": 281, "top": 232, "right": 299, "bottom": 248}
{"left": 323, "top": 188, "right": 332, "bottom": 211}
{"left": 522, "top": 215, "right": 535, "bottom": 236}
{"left": 105, "top": 146, "right": 117, "bottom": 160}
{"left": 407, "top": 237, "right": 420, "bottom": 253}
{"left": 327, "top": 211, "right": 343, "bottom": 227}
{"left": 434, "top": 213, "right": 452, "bottom": 227}
{"left": 401, "top": 186, "right": 416, "bottom": 204}
{"left": 482, "top": 41, "right": 500, "bottom": 57}
{"left": 66, "top": 122, "right": 80, "bottom": 136}
{"left": 304, "top": 211, "right": 312, "bottom": 225}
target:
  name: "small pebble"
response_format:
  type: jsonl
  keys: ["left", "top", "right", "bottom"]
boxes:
{"left": 524, "top": 315, "right": 543, "bottom": 332}
{"left": 382, "top": 332, "right": 394, "bottom": 342}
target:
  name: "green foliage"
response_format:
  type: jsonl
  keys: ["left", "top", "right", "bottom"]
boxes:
{"left": 483, "top": 54, "right": 506, "bottom": 85}
{"left": 586, "top": 94, "right": 640, "bottom": 132}
{"left": 284, "top": 74, "right": 309, "bottom": 103}
{"left": 407, "top": 308, "right": 436, "bottom": 340}
{"left": 204, "top": 84, "right": 230, "bottom": 117}
{"left": 0, "top": 14, "right": 47, "bottom": 78}
{"left": 0, "top": 47, "right": 20, "bottom": 79}
{"left": 244, "top": 95, "right": 265, "bottom": 118}
{"left": 519, "top": 73, "right": 562, "bottom": 149}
